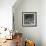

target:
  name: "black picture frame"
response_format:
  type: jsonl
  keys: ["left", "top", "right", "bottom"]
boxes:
{"left": 22, "top": 12, "right": 37, "bottom": 27}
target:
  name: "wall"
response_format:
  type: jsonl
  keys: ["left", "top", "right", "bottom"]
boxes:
{"left": 41, "top": 0, "right": 46, "bottom": 46}
{"left": 0, "top": 0, "right": 16, "bottom": 30}
{"left": 13, "top": 0, "right": 41, "bottom": 46}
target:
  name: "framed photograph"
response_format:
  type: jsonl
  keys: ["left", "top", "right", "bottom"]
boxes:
{"left": 13, "top": 13, "right": 15, "bottom": 31}
{"left": 22, "top": 12, "right": 37, "bottom": 27}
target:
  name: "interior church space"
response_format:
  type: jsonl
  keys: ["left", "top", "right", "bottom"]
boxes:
{"left": 0, "top": 0, "right": 46, "bottom": 46}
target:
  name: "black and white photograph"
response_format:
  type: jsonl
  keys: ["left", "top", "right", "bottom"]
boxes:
{"left": 22, "top": 12, "right": 37, "bottom": 27}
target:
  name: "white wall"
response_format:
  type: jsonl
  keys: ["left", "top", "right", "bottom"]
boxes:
{"left": 13, "top": 0, "right": 46, "bottom": 46}
{"left": 0, "top": 0, "right": 16, "bottom": 29}
{"left": 41, "top": 0, "right": 46, "bottom": 46}
{"left": 13, "top": 0, "right": 41, "bottom": 46}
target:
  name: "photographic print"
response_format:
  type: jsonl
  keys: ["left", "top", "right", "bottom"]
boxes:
{"left": 22, "top": 12, "right": 37, "bottom": 27}
{"left": 13, "top": 13, "right": 15, "bottom": 31}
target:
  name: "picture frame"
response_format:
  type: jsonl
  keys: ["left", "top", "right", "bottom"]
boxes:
{"left": 22, "top": 12, "right": 37, "bottom": 27}
{"left": 13, "top": 13, "right": 15, "bottom": 31}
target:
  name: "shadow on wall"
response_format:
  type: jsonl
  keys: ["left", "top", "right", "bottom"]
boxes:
{"left": 12, "top": 0, "right": 24, "bottom": 11}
